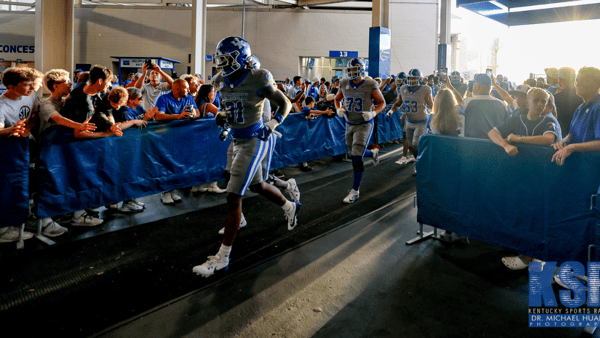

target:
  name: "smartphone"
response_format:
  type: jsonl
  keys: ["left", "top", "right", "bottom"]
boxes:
{"left": 440, "top": 68, "right": 448, "bottom": 81}
{"left": 486, "top": 69, "right": 493, "bottom": 77}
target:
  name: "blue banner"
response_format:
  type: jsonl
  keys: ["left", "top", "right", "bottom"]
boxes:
{"left": 0, "top": 137, "right": 29, "bottom": 228}
{"left": 416, "top": 135, "right": 600, "bottom": 263}
{"left": 273, "top": 114, "right": 347, "bottom": 168}
{"left": 26, "top": 113, "right": 404, "bottom": 218}
{"left": 377, "top": 105, "right": 403, "bottom": 143}
{"left": 368, "top": 27, "right": 391, "bottom": 79}
{"left": 37, "top": 120, "right": 230, "bottom": 218}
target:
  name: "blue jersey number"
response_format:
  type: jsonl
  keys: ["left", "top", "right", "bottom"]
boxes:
{"left": 224, "top": 101, "right": 244, "bottom": 123}
{"left": 346, "top": 97, "right": 363, "bottom": 112}
{"left": 402, "top": 101, "right": 418, "bottom": 113}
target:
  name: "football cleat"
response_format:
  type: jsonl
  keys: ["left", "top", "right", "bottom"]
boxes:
{"left": 285, "top": 201, "right": 302, "bottom": 231}
{"left": 343, "top": 189, "right": 360, "bottom": 204}
{"left": 371, "top": 148, "right": 380, "bottom": 166}
{"left": 192, "top": 254, "right": 230, "bottom": 278}
{"left": 285, "top": 178, "right": 301, "bottom": 202}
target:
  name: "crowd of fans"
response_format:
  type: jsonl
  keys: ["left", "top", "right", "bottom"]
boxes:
{"left": 1, "top": 61, "right": 599, "bottom": 263}
{"left": 403, "top": 66, "right": 599, "bottom": 274}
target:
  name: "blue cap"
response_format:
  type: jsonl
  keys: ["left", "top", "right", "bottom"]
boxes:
{"left": 474, "top": 74, "right": 491, "bottom": 87}
{"left": 304, "top": 80, "right": 311, "bottom": 84}
{"left": 390, "top": 74, "right": 396, "bottom": 79}
{"left": 75, "top": 69, "right": 84, "bottom": 73}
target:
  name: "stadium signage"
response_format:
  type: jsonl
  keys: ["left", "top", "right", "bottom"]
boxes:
{"left": 0, "top": 45, "right": 35, "bottom": 54}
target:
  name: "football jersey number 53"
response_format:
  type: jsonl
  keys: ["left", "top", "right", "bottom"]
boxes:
{"left": 402, "top": 101, "right": 418, "bottom": 113}
{"left": 224, "top": 101, "right": 244, "bottom": 123}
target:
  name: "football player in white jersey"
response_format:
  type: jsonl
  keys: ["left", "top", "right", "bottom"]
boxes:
{"left": 193, "top": 37, "right": 299, "bottom": 278}
{"left": 390, "top": 69, "right": 434, "bottom": 170}
{"left": 334, "top": 58, "right": 386, "bottom": 203}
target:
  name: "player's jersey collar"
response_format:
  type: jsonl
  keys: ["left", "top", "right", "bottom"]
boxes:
{"left": 350, "top": 79, "right": 365, "bottom": 89}
{"left": 408, "top": 85, "right": 421, "bottom": 94}
{"left": 224, "top": 69, "right": 251, "bottom": 89}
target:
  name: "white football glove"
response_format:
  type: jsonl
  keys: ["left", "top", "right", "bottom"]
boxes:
{"left": 336, "top": 108, "right": 346, "bottom": 118}
{"left": 362, "top": 111, "right": 377, "bottom": 121}
{"left": 266, "top": 119, "right": 279, "bottom": 132}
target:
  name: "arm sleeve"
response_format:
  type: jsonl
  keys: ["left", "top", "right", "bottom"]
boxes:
{"left": 155, "top": 95, "right": 167, "bottom": 113}
{"left": 256, "top": 70, "right": 276, "bottom": 97}
{"left": 40, "top": 101, "right": 59, "bottom": 123}
{"left": 495, "top": 115, "right": 517, "bottom": 138}
{"left": 594, "top": 108, "right": 600, "bottom": 140}
{"left": 542, "top": 117, "right": 559, "bottom": 137}
{"left": 302, "top": 107, "right": 311, "bottom": 117}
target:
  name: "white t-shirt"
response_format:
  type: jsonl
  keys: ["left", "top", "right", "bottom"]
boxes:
{"left": 39, "top": 97, "right": 63, "bottom": 134}
{"left": 141, "top": 82, "right": 171, "bottom": 111}
{"left": 0, "top": 93, "right": 39, "bottom": 128}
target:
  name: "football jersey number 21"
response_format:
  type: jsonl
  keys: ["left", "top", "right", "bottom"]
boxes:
{"left": 224, "top": 101, "right": 244, "bottom": 123}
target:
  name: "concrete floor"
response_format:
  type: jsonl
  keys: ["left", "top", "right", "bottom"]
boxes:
{"left": 94, "top": 193, "right": 598, "bottom": 338}
{"left": 2, "top": 144, "right": 597, "bottom": 338}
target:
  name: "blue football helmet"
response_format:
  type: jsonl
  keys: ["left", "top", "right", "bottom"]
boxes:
{"left": 215, "top": 36, "right": 252, "bottom": 77}
{"left": 250, "top": 55, "right": 261, "bottom": 69}
{"left": 407, "top": 69, "right": 422, "bottom": 88}
{"left": 347, "top": 58, "right": 366, "bottom": 80}
{"left": 396, "top": 72, "right": 407, "bottom": 86}
{"left": 450, "top": 70, "right": 461, "bottom": 83}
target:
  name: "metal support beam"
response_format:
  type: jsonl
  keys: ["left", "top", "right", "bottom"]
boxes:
{"left": 35, "top": 0, "right": 75, "bottom": 90}
{"left": 191, "top": 0, "right": 206, "bottom": 78}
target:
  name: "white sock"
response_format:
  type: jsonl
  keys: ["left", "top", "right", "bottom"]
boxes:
{"left": 41, "top": 217, "right": 52, "bottom": 227}
{"left": 240, "top": 213, "right": 246, "bottom": 223}
{"left": 282, "top": 200, "right": 293, "bottom": 212}
{"left": 218, "top": 244, "right": 232, "bottom": 260}
{"left": 74, "top": 210, "right": 85, "bottom": 218}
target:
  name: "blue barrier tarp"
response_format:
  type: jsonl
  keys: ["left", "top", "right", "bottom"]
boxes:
{"left": 0, "top": 137, "right": 29, "bottom": 228}
{"left": 416, "top": 135, "right": 600, "bottom": 262}
{"left": 37, "top": 120, "right": 230, "bottom": 218}
{"left": 377, "top": 105, "right": 403, "bottom": 143}
{"left": 272, "top": 114, "right": 347, "bottom": 169}
{"left": 35, "top": 112, "right": 405, "bottom": 218}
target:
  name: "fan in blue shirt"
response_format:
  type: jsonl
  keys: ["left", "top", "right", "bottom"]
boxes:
{"left": 154, "top": 79, "right": 199, "bottom": 121}
{"left": 118, "top": 87, "right": 158, "bottom": 122}
{"left": 552, "top": 67, "right": 600, "bottom": 165}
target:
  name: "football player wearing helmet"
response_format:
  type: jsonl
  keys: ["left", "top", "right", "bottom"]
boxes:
{"left": 450, "top": 71, "right": 468, "bottom": 97}
{"left": 387, "top": 71, "right": 413, "bottom": 165}
{"left": 390, "top": 68, "right": 434, "bottom": 170}
{"left": 334, "top": 57, "right": 386, "bottom": 204}
{"left": 193, "top": 37, "right": 300, "bottom": 278}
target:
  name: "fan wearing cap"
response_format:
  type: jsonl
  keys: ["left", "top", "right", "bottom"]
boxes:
{"left": 463, "top": 73, "right": 510, "bottom": 139}
{"left": 554, "top": 67, "right": 583, "bottom": 137}
{"left": 306, "top": 77, "right": 320, "bottom": 102}
{"left": 552, "top": 67, "right": 600, "bottom": 166}
{"left": 545, "top": 68, "right": 559, "bottom": 95}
